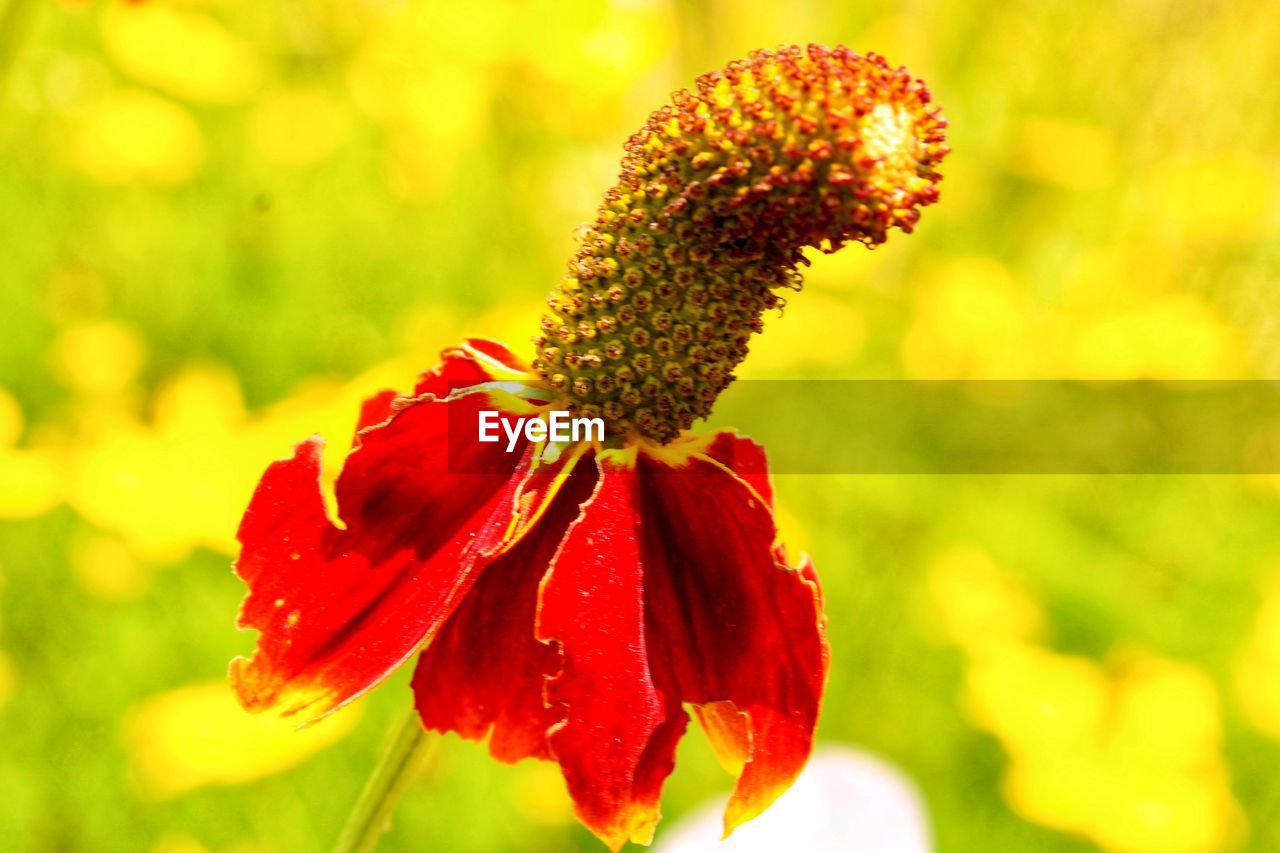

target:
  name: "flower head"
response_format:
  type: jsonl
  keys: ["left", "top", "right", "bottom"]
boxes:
{"left": 534, "top": 45, "right": 947, "bottom": 442}
{"left": 231, "top": 44, "right": 946, "bottom": 851}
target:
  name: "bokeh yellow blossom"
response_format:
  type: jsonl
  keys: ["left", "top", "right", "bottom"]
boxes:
{"left": 346, "top": 6, "right": 493, "bottom": 197}
{"left": 1006, "top": 117, "right": 1115, "bottom": 191}
{"left": 931, "top": 548, "right": 1243, "bottom": 853}
{"left": 511, "top": 762, "right": 575, "bottom": 826}
{"left": 901, "top": 257, "right": 1036, "bottom": 378}
{"left": 994, "top": 657, "right": 1238, "bottom": 853}
{"left": 1058, "top": 294, "right": 1244, "bottom": 379}
{"left": 1153, "top": 156, "right": 1275, "bottom": 241}
{"left": 101, "top": 4, "right": 260, "bottom": 104}
{"left": 924, "top": 546, "right": 1043, "bottom": 656}
{"left": 0, "top": 389, "right": 57, "bottom": 519}
{"left": 1236, "top": 574, "right": 1280, "bottom": 739}
{"left": 67, "top": 358, "right": 423, "bottom": 561}
{"left": 0, "top": 389, "right": 23, "bottom": 448}
{"left": 124, "top": 681, "right": 357, "bottom": 798}
{"left": 0, "top": 650, "right": 16, "bottom": 708}
{"left": 739, "top": 293, "right": 866, "bottom": 377}
{"left": 71, "top": 531, "right": 150, "bottom": 601}
{"left": 49, "top": 320, "right": 146, "bottom": 395}
{"left": 69, "top": 91, "right": 204, "bottom": 184}
{"left": 248, "top": 89, "right": 347, "bottom": 169}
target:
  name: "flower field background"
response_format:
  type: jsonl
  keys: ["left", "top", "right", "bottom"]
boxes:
{"left": 1, "top": 1, "right": 1278, "bottom": 851}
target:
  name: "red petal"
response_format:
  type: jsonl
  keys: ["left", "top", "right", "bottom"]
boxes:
{"left": 461, "top": 337, "right": 529, "bottom": 373}
{"left": 703, "top": 431, "right": 773, "bottom": 507}
{"left": 355, "top": 339, "right": 528, "bottom": 441}
{"left": 412, "top": 449, "right": 598, "bottom": 763}
{"left": 691, "top": 700, "right": 751, "bottom": 776}
{"left": 537, "top": 459, "right": 687, "bottom": 851}
{"left": 414, "top": 339, "right": 529, "bottom": 397}
{"left": 231, "top": 391, "right": 533, "bottom": 720}
{"left": 354, "top": 390, "right": 399, "bottom": 438}
{"left": 636, "top": 450, "right": 828, "bottom": 835}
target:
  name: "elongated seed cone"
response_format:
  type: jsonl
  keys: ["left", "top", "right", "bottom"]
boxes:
{"left": 533, "top": 44, "right": 949, "bottom": 444}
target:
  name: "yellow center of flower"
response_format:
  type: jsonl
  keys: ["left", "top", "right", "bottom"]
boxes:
{"left": 532, "top": 45, "right": 948, "bottom": 444}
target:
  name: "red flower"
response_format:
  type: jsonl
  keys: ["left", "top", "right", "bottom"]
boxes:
{"left": 231, "top": 45, "right": 945, "bottom": 850}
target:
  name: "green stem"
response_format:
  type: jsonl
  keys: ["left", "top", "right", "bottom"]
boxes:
{"left": 334, "top": 711, "right": 435, "bottom": 853}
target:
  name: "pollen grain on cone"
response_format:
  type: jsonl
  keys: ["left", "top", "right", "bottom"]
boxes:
{"left": 532, "top": 44, "right": 949, "bottom": 444}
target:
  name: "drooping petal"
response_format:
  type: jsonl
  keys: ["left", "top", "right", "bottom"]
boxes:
{"left": 537, "top": 458, "right": 688, "bottom": 851}
{"left": 636, "top": 445, "right": 828, "bottom": 836}
{"left": 354, "top": 389, "right": 399, "bottom": 438}
{"left": 231, "top": 391, "right": 534, "bottom": 721}
{"left": 353, "top": 339, "right": 530, "bottom": 441}
{"left": 703, "top": 431, "right": 773, "bottom": 507}
{"left": 691, "top": 700, "right": 751, "bottom": 776}
{"left": 414, "top": 338, "right": 530, "bottom": 397}
{"left": 412, "top": 448, "right": 598, "bottom": 764}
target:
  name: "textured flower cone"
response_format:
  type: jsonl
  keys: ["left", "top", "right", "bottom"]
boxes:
{"left": 534, "top": 44, "right": 947, "bottom": 443}
{"left": 231, "top": 43, "right": 946, "bottom": 853}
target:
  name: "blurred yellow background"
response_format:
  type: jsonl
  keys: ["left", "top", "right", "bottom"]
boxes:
{"left": 0, "top": 0, "right": 1278, "bottom": 850}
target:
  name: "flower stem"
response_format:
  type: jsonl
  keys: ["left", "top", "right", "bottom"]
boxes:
{"left": 334, "top": 711, "right": 434, "bottom": 853}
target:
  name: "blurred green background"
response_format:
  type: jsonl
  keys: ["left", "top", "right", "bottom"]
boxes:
{"left": 1, "top": 0, "right": 1279, "bottom": 851}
